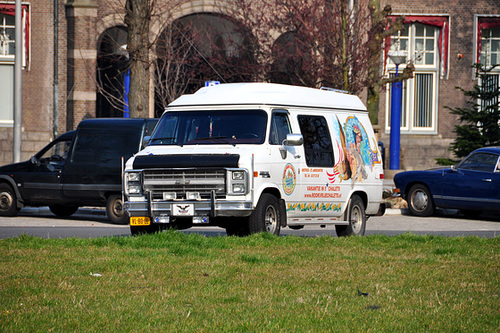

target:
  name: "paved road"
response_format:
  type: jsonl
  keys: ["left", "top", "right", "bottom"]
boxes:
{"left": 0, "top": 206, "right": 499, "bottom": 239}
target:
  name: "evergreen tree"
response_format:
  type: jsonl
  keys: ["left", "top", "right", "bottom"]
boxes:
{"left": 447, "top": 66, "right": 500, "bottom": 158}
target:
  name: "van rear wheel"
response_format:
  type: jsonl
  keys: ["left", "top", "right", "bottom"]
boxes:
{"left": 335, "top": 195, "right": 366, "bottom": 237}
{"left": 106, "top": 194, "right": 129, "bottom": 224}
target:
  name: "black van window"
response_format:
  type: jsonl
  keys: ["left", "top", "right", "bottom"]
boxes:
{"left": 71, "top": 128, "right": 141, "bottom": 165}
{"left": 269, "top": 111, "right": 291, "bottom": 145}
{"left": 298, "top": 115, "right": 334, "bottom": 167}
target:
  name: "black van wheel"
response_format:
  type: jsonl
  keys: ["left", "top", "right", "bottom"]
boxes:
{"left": 248, "top": 193, "right": 281, "bottom": 236}
{"left": 0, "top": 183, "right": 20, "bottom": 217}
{"left": 335, "top": 195, "right": 366, "bottom": 237}
{"left": 49, "top": 205, "right": 78, "bottom": 217}
{"left": 106, "top": 194, "right": 129, "bottom": 224}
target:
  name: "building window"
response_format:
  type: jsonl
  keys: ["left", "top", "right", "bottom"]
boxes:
{"left": 0, "top": 3, "right": 30, "bottom": 67}
{"left": 386, "top": 17, "right": 448, "bottom": 134}
{"left": 477, "top": 17, "right": 500, "bottom": 69}
{"left": 0, "top": 13, "right": 15, "bottom": 59}
{"left": 476, "top": 17, "right": 500, "bottom": 113}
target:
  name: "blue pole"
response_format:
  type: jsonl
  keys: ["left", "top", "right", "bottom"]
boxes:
{"left": 389, "top": 64, "right": 402, "bottom": 170}
{"left": 123, "top": 69, "right": 130, "bottom": 118}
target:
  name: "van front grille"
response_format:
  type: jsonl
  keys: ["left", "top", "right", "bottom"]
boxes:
{"left": 142, "top": 169, "right": 226, "bottom": 200}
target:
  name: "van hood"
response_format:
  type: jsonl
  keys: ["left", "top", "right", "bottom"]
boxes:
{"left": 130, "top": 145, "right": 256, "bottom": 169}
{"left": 0, "top": 160, "right": 31, "bottom": 173}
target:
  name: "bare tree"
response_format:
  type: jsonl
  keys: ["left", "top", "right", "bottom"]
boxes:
{"left": 226, "top": 0, "right": 411, "bottom": 123}
{"left": 124, "top": 0, "right": 152, "bottom": 118}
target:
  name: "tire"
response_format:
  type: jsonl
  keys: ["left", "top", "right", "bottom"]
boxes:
{"left": 0, "top": 183, "right": 20, "bottom": 217}
{"left": 248, "top": 193, "right": 281, "bottom": 236}
{"left": 336, "top": 195, "right": 366, "bottom": 237}
{"left": 49, "top": 205, "right": 78, "bottom": 217}
{"left": 106, "top": 194, "right": 129, "bottom": 225}
{"left": 407, "top": 184, "right": 434, "bottom": 217}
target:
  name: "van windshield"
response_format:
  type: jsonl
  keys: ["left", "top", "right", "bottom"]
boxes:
{"left": 149, "top": 110, "right": 268, "bottom": 146}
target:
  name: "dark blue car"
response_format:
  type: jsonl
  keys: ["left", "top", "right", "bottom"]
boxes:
{"left": 394, "top": 147, "right": 500, "bottom": 217}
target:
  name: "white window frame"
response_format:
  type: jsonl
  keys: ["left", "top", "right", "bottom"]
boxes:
{"left": 474, "top": 15, "right": 500, "bottom": 73}
{"left": 386, "top": 23, "right": 440, "bottom": 134}
{"left": 0, "top": 11, "right": 15, "bottom": 62}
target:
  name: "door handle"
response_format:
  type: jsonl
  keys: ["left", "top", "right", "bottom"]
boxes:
{"left": 482, "top": 178, "right": 492, "bottom": 182}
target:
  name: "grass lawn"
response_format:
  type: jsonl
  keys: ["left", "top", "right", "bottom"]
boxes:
{"left": 1, "top": 231, "right": 499, "bottom": 332}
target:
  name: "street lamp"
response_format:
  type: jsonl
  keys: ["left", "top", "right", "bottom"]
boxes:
{"left": 388, "top": 51, "right": 407, "bottom": 170}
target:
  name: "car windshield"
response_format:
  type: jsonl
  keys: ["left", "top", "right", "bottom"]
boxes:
{"left": 149, "top": 110, "right": 268, "bottom": 146}
{"left": 457, "top": 152, "right": 500, "bottom": 173}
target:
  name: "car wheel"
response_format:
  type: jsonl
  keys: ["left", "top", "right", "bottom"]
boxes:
{"left": 49, "top": 205, "right": 79, "bottom": 217}
{"left": 336, "top": 194, "right": 366, "bottom": 237}
{"left": 106, "top": 194, "right": 129, "bottom": 225}
{"left": 248, "top": 193, "right": 281, "bottom": 236}
{"left": 0, "top": 183, "right": 20, "bottom": 217}
{"left": 407, "top": 184, "right": 434, "bottom": 217}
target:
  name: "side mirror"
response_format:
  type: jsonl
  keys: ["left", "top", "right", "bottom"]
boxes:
{"left": 280, "top": 134, "right": 303, "bottom": 159}
{"left": 142, "top": 136, "right": 151, "bottom": 148}
{"left": 283, "top": 133, "right": 303, "bottom": 146}
{"left": 30, "top": 156, "right": 39, "bottom": 166}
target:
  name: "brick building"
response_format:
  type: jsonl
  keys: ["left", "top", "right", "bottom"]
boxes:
{"left": 0, "top": 0, "right": 499, "bottom": 170}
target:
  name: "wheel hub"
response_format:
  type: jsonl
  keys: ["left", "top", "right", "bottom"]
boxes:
{"left": 265, "top": 206, "right": 277, "bottom": 233}
{"left": 412, "top": 191, "right": 428, "bottom": 212}
{"left": 0, "top": 191, "right": 13, "bottom": 210}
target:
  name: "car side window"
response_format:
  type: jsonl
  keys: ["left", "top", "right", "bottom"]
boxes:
{"left": 269, "top": 111, "right": 291, "bottom": 145}
{"left": 39, "top": 139, "right": 72, "bottom": 165}
{"left": 297, "top": 115, "right": 334, "bottom": 167}
{"left": 459, "top": 153, "right": 498, "bottom": 172}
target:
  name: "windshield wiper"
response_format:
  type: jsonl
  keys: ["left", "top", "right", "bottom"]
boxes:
{"left": 192, "top": 136, "right": 236, "bottom": 146}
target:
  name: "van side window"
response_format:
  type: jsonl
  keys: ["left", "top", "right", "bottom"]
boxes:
{"left": 269, "top": 112, "right": 291, "bottom": 145}
{"left": 298, "top": 115, "right": 334, "bottom": 167}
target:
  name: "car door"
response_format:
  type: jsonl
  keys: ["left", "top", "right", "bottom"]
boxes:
{"left": 487, "top": 155, "right": 500, "bottom": 211}
{"left": 440, "top": 152, "right": 499, "bottom": 211}
{"left": 19, "top": 137, "right": 73, "bottom": 203}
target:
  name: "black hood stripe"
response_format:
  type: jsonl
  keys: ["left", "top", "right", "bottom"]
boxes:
{"left": 132, "top": 154, "right": 240, "bottom": 169}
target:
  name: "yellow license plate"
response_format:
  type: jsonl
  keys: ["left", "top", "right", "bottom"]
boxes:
{"left": 130, "top": 217, "right": 151, "bottom": 226}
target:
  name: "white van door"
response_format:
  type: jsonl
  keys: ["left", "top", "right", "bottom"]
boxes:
{"left": 267, "top": 110, "right": 303, "bottom": 214}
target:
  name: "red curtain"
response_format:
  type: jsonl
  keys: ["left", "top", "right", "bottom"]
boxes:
{"left": 477, "top": 17, "right": 500, "bottom": 64}
{"left": 386, "top": 16, "right": 449, "bottom": 78}
{"left": 0, "top": 3, "right": 30, "bottom": 67}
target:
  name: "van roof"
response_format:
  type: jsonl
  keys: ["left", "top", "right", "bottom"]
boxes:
{"left": 168, "top": 83, "right": 367, "bottom": 111}
{"left": 77, "top": 118, "right": 157, "bottom": 130}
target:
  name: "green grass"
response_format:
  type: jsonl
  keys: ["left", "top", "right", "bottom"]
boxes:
{"left": 1, "top": 231, "right": 499, "bottom": 332}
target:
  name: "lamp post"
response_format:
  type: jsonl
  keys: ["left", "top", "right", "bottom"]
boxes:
{"left": 388, "top": 51, "right": 407, "bottom": 170}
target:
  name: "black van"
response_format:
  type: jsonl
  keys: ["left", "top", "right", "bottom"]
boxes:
{"left": 0, "top": 118, "right": 157, "bottom": 224}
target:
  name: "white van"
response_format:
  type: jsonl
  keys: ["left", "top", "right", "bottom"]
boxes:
{"left": 123, "top": 83, "right": 384, "bottom": 236}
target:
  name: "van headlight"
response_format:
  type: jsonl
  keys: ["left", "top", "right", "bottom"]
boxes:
{"left": 228, "top": 169, "right": 248, "bottom": 195}
{"left": 125, "top": 171, "right": 142, "bottom": 196}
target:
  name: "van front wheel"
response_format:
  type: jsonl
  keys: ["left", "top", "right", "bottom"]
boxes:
{"left": 335, "top": 195, "right": 366, "bottom": 237}
{"left": 106, "top": 194, "right": 129, "bottom": 225}
{"left": 249, "top": 193, "right": 281, "bottom": 236}
{"left": 0, "top": 183, "right": 20, "bottom": 217}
